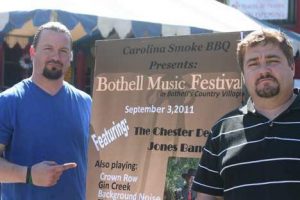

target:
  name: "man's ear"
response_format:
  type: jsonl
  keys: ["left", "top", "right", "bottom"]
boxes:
{"left": 29, "top": 45, "right": 35, "bottom": 57}
{"left": 291, "top": 63, "right": 295, "bottom": 76}
{"left": 70, "top": 51, "right": 73, "bottom": 62}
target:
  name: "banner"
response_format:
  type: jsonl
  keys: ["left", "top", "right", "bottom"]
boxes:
{"left": 229, "top": 0, "right": 289, "bottom": 20}
{"left": 87, "top": 32, "right": 243, "bottom": 200}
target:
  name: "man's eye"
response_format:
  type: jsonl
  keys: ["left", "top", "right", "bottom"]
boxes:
{"left": 60, "top": 49, "right": 69, "bottom": 54}
{"left": 267, "top": 60, "right": 279, "bottom": 64}
{"left": 247, "top": 62, "right": 257, "bottom": 67}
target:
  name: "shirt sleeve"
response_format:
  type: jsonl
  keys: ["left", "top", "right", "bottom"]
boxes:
{"left": 0, "top": 92, "right": 15, "bottom": 145}
{"left": 192, "top": 128, "right": 224, "bottom": 196}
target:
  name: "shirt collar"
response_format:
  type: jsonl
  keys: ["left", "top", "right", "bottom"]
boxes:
{"left": 239, "top": 93, "right": 300, "bottom": 115}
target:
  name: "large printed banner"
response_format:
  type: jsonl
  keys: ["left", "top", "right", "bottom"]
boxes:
{"left": 87, "top": 33, "right": 243, "bottom": 200}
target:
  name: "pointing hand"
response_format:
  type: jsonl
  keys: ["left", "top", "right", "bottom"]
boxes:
{"left": 30, "top": 161, "right": 77, "bottom": 187}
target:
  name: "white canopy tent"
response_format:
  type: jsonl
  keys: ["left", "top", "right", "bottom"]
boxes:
{"left": 0, "top": 0, "right": 278, "bottom": 31}
{"left": 0, "top": 0, "right": 299, "bottom": 54}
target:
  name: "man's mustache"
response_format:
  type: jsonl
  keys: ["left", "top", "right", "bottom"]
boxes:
{"left": 46, "top": 60, "right": 63, "bottom": 67}
{"left": 256, "top": 73, "right": 277, "bottom": 85}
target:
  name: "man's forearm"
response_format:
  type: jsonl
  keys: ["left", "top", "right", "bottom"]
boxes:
{"left": 0, "top": 156, "right": 27, "bottom": 183}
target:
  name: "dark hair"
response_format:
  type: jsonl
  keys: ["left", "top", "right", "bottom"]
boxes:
{"left": 32, "top": 22, "right": 72, "bottom": 48}
{"left": 237, "top": 29, "right": 294, "bottom": 71}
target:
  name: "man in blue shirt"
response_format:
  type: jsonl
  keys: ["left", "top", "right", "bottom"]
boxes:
{"left": 0, "top": 22, "right": 92, "bottom": 200}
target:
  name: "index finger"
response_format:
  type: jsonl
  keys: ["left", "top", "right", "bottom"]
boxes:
{"left": 62, "top": 162, "right": 77, "bottom": 171}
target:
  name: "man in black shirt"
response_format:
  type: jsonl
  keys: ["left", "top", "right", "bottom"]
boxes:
{"left": 192, "top": 29, "right": 300, "bottom": 200}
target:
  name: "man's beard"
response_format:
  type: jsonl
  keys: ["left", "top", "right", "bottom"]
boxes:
{"left": 255, "top": 74, "right": 280, "bottom": 98}
{"left": 42, "top": 61, "right": 63, "bottom": 80}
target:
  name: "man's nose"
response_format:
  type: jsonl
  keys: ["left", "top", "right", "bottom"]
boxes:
{"left": 48, "top": 50, "right": 61, "bottom": 61}
{"left": 258, "top": 58, "right": 272, "bottom": 71}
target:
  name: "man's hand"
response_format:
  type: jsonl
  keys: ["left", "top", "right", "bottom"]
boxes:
{"left": 197, "top": 193, "right": 224, "bottom": 200}
{"left": 31, "top": 161, "right": 77, "bottom": 187}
